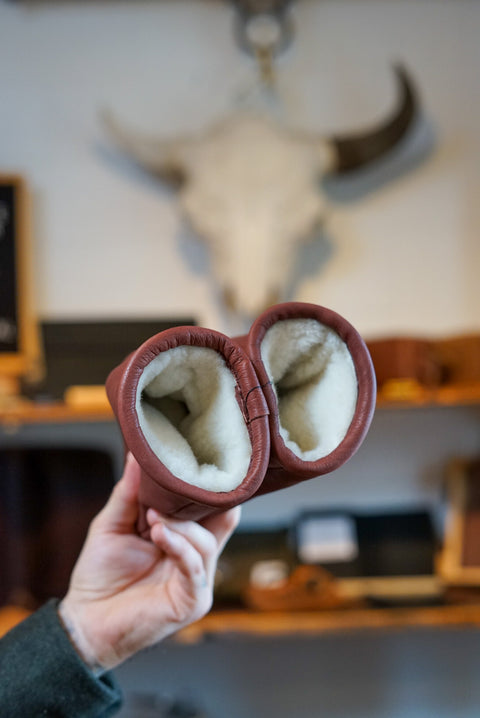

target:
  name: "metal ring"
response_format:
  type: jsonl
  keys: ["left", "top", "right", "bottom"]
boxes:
{"left": 233, "top": 8, "right": 294, "bottom": 59}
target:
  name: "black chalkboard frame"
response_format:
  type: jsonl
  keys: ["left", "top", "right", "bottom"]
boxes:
{"left": 0, "top": 174, "right": 40, "bottom": 383}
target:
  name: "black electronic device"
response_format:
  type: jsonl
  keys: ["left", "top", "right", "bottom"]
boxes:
{"left": 24, "top": 317, "right": 196, "bottom": 400}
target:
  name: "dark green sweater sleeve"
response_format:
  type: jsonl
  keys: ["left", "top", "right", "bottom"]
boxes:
{"left": 0, "top": 599, "right": 123, "bottom": 718}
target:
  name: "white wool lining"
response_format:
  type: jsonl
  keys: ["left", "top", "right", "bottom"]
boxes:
{"left": 260, "top": 319, "right": 358, "bottom": 461}
{"left": 136, "top": 346, "right": 252, "bottom": 492}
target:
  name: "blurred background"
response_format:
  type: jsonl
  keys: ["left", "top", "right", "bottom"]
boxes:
{"left": 1, "top": 1, "right": 480, "bottom": 717}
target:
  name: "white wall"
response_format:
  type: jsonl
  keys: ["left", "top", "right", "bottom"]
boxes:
{"left": 0, "top": 0, "right": 479, "bottom": 337}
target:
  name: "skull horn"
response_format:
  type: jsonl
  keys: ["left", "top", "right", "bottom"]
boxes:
{"left": 328, "top": 64, "right": 418, "bottom": 174}
{"left": 100, "top": 109, "right": 191, "bottom": 183}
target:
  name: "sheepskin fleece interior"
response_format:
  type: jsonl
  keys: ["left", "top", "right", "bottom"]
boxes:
{"left": 136, "top": 346, "right": 252, "bottom": 492}
{"left": 261, "top": 319, "right": 358, "bottom": 461}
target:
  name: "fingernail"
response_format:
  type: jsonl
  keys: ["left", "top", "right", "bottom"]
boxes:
{"left": 146, "top": 508, "right": 160, "bottom": 524}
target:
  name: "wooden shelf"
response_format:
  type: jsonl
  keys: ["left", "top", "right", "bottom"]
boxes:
{"left": 376, "top": 382, "right": 480, "bottom": 409}
{"left": 3, "top": 603, "right": 480, "bottom": 644}
{"left": 175, "top": 603, "right": 480, "bottom": 643}
{"left": 0, "top": 398, "right": 114, "bottom": 428}
{"left": 1, "top": 382, "right": 480, "bottom": 429}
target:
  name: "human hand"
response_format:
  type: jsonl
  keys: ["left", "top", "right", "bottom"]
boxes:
{"left": 59, "top": 453, "right": 240, "bottom": 671}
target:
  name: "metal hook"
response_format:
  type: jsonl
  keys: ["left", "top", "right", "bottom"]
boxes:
{"left": 233, "top": 2, "right": 295, "bottom": 64}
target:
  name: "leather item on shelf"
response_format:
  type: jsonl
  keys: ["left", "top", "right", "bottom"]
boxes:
{"left": 366, "top": 337, "right": 440, "bottom": 390}
{"left": 106, "top": 303, "right": 376, "bottom": 531}
{"left": 367, "top": 334, "right": 480, "bottom": 395}
{"left": 431, "top": 335, "right": 480, "bottom": 385}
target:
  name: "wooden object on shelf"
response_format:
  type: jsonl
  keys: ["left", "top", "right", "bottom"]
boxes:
{"left": 63, "top": 385, "right": 110, "bottom": 411}
{"left": 245, "top": 565, "right": 358, "bottom": 612}
{"left": 378, "top": 378, "right": 427, "bottom": 403}
{"left": 439, "top": 457, "right": 480, "bottom": 585}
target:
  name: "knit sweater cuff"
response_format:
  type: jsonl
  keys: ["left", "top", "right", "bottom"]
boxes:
{"left": 0, "top": 599, "right": 123, "bottom": 718}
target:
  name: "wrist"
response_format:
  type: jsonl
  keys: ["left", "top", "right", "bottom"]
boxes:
{"left": 58, "top": 599, "right": 108, "bottom": 676}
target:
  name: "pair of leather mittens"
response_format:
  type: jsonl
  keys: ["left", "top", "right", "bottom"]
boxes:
{"left": 106, "top": 302, "right": 376, "bottom": 536}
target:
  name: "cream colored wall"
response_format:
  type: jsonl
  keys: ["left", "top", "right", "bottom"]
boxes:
{"left": 0, "top": 0, "right": 479, "bottom": 337}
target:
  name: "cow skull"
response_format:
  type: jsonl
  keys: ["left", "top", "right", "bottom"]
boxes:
{"left": 102, "top": 65, "right": 418, "bottom": 316}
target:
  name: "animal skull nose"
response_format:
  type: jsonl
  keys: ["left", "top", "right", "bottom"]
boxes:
{"left": 222, "top": 284, "right": 282, "bottom": 318}
{"left": 222, "top": 287, "right": 237, "bottom": 313}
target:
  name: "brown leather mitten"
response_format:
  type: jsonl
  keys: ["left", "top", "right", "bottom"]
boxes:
{"left": 238, "top": 302, "right": 376, "bottom": 497}
{"left": 106, "top": 326, "right": 270, "bottom": 534}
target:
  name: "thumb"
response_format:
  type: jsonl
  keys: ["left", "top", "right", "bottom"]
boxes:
{"left": 92, "top": 452, "right": 141, "bottom": 534}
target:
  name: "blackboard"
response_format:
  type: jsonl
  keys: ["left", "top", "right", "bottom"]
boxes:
{"left": 0, "top": 175, "right": 40, "bottom": 381}
{"left": 0, "top": 181, "right": 20, "bottom": 353}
